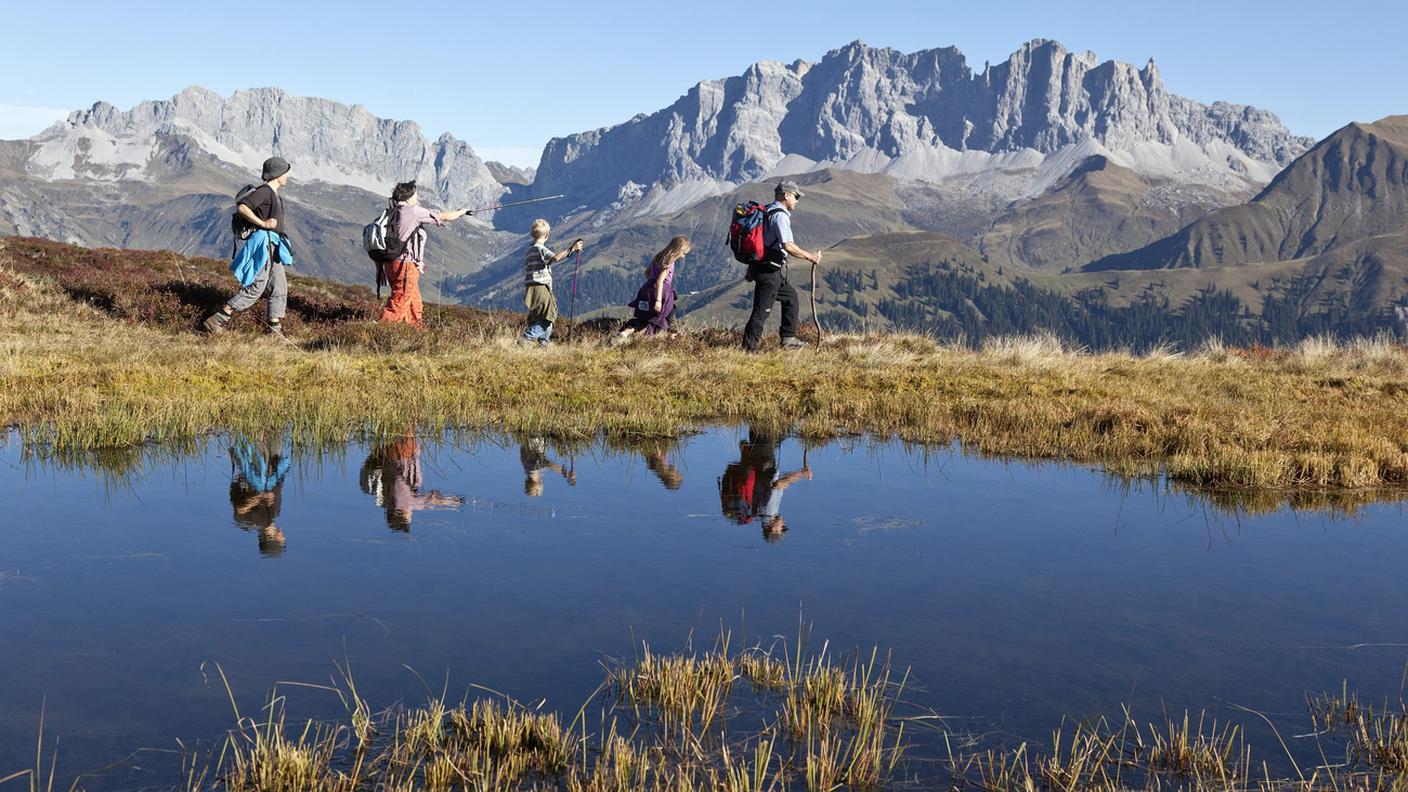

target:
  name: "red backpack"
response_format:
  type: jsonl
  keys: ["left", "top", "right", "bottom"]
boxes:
{"left": 728, "top": 202, "right": 784, "bottom": 265}
{"left": 718, "top": 463, "right": 759, "bottom": 524}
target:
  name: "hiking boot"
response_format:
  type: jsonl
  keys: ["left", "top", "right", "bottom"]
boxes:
{"left": 517, "top": 337, "right": 536, "bottom": 349}
{"left": 780, "top": 337, "right": 807, "bottom": 351}
{"left": 201, "top": 311, "right": 230, "bottom": 334}
{"left": 267, "top": 322, "right": 284, "bottom": 337}
{"left": 608, "top": 333, "right": 630, "bottom": 348}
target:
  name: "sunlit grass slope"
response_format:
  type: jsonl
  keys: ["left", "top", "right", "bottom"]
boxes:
{"left": 2, "top": 236, "right": 1407, "bottom": 492}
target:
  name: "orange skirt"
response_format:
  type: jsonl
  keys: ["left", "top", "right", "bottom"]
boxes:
{"left": 379, "top": 258, "right": 424, "bottom": 327}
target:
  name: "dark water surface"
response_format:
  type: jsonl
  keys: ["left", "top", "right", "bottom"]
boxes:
{"left": 3, "top": 428, "right": 1407, "bottom": 787}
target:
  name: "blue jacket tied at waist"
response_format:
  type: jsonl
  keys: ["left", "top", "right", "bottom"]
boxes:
{"left": 230, "top": 230, "right": 293, "bottom": 287}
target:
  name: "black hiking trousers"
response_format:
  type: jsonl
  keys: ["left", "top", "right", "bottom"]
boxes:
{"left": 742, "top": 266, "right": 798, "bottom": 350}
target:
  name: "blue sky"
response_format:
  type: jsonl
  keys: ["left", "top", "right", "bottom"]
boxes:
{"left": 1, "top": 0, "right": 1402, "bottom": 167}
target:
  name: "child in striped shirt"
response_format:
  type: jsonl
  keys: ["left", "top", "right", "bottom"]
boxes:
{"left": 520, "top": 218, "right": 583, "bottom": 348}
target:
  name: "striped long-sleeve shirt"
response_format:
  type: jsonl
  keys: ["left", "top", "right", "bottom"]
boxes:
{"left": 524, "top": 242, "right": 555, "bottom": 289}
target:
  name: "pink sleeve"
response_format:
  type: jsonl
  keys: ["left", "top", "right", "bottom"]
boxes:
{"left": 415, "top": 205, "right": 444, "bottom": 227}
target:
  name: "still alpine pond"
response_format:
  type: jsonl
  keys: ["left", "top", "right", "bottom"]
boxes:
{"left": 3, "top": 427, "right": 1408, "bottom": 788}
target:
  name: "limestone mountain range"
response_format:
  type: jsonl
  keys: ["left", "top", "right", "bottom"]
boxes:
{"left": 0, "top": 87, "right": 517, "bottom": 285}
{"left": 517, "top": 39, "right": 1309, "bottom": 221}
{"left": 24, "top": 86, "right": 506, "bottom": 210}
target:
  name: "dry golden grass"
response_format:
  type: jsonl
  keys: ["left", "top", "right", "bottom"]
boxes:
{"left": 159, "top": 633, "right": 898, "bottom": 792}
{"left": 4, "top": 243, "right": 1408, "bottom": 495}
{"left": 16, "top": 647, "right": 1408, "bottom": 791}
{"left": 1310, "top": 686, "right": 1408, "bottom": 774}
{"left": 612, "top": 642, "right": 736, "bottom": 736}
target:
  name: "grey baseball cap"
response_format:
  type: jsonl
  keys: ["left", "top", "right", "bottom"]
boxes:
{"left": 261, "top": 156, "right": 291, "bottom": 181}
{"left": 775, "top": 179, "right": 805, "bottom": 198}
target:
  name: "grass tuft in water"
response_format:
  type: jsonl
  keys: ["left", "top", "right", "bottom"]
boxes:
{"left": 1311, "top": 685, "right": 1408, "bottom": 774}
{"left": 1136, "top": 711, "right": 1246, "bottom": 782}
{"left": 22, "top": 635, "right": 1408, "bottom": 790}
{"left": 613, "top": 637, "right": 737, "bottom": 737}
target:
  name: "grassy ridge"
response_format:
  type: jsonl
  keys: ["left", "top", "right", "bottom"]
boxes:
{"left": 2, "top": 236, "right": 1407, "bottom": 493}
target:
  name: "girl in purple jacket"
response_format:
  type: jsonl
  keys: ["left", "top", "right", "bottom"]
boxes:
{"left": 611, "top": 236, "right": 691, "bottom": 346}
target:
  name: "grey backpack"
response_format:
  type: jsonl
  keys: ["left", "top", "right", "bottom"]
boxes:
{"left": 362, "top": 201, "right": 406, "bottom": 297}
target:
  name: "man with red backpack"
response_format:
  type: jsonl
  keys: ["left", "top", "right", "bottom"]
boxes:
{"left": 741, "top": 179, "right": 824, "bottom": 352}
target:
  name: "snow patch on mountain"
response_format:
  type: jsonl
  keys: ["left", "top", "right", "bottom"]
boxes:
{"left": 586, "top": 132, "right": 1276, "bottom": 223}
{"left": 23, "top": 86, "right": 504, "bottom": 210}
{"left": 29, "top": 125, "right": 154, "bottom": 181}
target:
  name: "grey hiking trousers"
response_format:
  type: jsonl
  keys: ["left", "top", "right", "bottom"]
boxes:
{"left": 227, "top": 259, "right": 287, "bottom": 321}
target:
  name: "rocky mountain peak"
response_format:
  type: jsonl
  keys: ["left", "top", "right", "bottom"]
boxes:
{"left": 522, "top": 39, "right": 1313, "bottom": 220}
{"left": 1088, "top": 115, "right": 1408, "bottom": 271}
{"left": 24, "top": 86, "right": 504, "bottom": 211}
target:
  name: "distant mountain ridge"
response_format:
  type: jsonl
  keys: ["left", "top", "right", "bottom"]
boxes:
{"left": 522, "top": 39, "right": 1312, "bottom": 219}
{"left": 1088, "top": 116, "right": 1408, "bottom": 270}
{"left": 977, "top": 155, "right": 1232, "bottom": 270}
{"left": 24, "top": 86, "right": 505, "bottom": 211}
{"left": 0, "top": 87, "right": 516, "bottom": 284}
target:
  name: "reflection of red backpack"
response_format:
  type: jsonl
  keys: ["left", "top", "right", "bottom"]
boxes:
{"left": 718, "top": 463, "right": 758, "bottom": 524}
{"left": 728, "top": 202, "right": 784, "bottom": 265}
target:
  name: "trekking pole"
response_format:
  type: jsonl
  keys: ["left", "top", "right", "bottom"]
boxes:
{"left": 432, "top": 268, "right": 448, "bottom": 330}
{"left": 567, "top": 249, "right": 582, "bottom": 343}
{"left": 810, "top": 261, "right": 824, "bottom": 349}
{"left": 255, "top": 315, "right": 304, "bottom": 351}
{"left": 463, "top": 194, "right": 566, "bottom": 214}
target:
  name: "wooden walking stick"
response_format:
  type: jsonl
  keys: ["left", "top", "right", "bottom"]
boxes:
{"left": 567, "top": 248, "right": 581, "bottom": 343}
{"left": 809, "top": 260, "right": 824, "bottom": 348}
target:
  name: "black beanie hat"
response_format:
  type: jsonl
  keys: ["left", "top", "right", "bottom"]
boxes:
{"left": 261, "top": 156, "right": 291, "bottom": 181}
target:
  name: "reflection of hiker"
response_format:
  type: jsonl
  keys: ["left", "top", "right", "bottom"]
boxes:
{"left": 519, "top": 437, "right": 576, "bottom": 496}
{"left": 642, "top": 445, "right": 684, "bottom": 490}
{"left": 742, "top": 179, "right": 823, "bottom": 352}
{"left": 202, "top": 157, "right": 295, "bottom": 337}
{"left": 228, "top": 437, "right": 291, "bottom": 556}
{"left": 611, "top": 236, "right": 691, "bottom": 346}
{"left": 519, "top": 219, "right": 584, "bottom": 348}
{"left": 718, "top": 430, "right": 812, "bottom": 541}
{"left": 379, "top": 181, "right": 472, "bottom": 327}
{"left": 358, "top": 435, "right": 464, "bottom": 531}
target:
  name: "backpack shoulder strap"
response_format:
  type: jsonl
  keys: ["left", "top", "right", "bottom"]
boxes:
{"left": 387, "top": 199, "right": 400, "bottom": 230}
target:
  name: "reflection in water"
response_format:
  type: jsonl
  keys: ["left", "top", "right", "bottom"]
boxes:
{"left": 718, "top": 429, "right": 813, "bottom": 541}
{"left": 228, "top": 437, "right": 290, "bottom": 556}
{"left": 10, "top": 425, "right": 1408, "bottom": 789}
{"left": 18, "top": 427, "right": 1401, "bottom": 523}
{"left": 640, "top": 442, "right": 684, "bottom": 490}
{"left": 358, "top": 434, "right": 464, "bottom": 530}
{"left": 519, "top": 436, "right": 576, "bottom": 497}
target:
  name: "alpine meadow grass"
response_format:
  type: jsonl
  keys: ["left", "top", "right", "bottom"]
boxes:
{"left": 3, "top": 236, "right": 1407, "bottom": 497}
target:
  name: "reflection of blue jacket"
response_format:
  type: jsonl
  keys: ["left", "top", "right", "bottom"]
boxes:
{"left": 230, "top": 230, "right": 293, "bottom": 287}
{"left": 230, "top": 439, "right": 291, "bottom": 493}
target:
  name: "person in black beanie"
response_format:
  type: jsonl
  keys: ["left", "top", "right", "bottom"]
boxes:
{"left": 202, "top": 156, "right": 293, "bottom": 336}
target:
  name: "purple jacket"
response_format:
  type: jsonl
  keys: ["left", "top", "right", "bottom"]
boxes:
{"left": 628, "top": 261, "right": 676, "bottom": 333}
